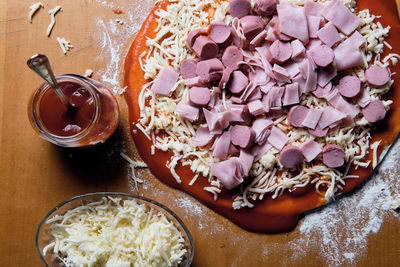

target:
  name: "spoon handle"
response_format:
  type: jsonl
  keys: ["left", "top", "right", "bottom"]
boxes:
{"left": 27, "top": 54, "right": 71, "bottom": 108}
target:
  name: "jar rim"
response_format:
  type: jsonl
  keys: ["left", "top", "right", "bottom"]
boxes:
{"left": 29, "top": 74, "right": 102, "bottom": 146}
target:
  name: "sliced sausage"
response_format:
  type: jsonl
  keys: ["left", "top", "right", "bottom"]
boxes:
{"left": 322, "top": 144, "right": 345, "bottom": 168}
{"left": 255, "top": 0, "right": 277, "bottom": 16}
{"left": 308, "top": 125, "right": 329, "bottom": 137}
{"left": 288, "top": 105, "right": 309, "bottom": 127}
{"left": 365, "top": 65, "right": 390, "bottom": 87}
{"left": 209, "top": 21, "right": 231, "bottom": 44}
{"left": 338, "top": 75, "right": 361, "bottom": 98}
{"left": 362, "top": 100, "right": 387, "bottom": 123}
{"left": 189, "top": 87, "right": 211, "bottom": 107}
{"left": 180, "top": 59, "right": 198, "bottom": 79}
{"left": 196, "top": 58, "right": 224, "bottom": 83}
{"left": 227, "top": 70, "right": 249, "bottom": 94}
{"left": 310, "top": 45, "right": 334, "bottom": 68}
{"left": 279, "top": 146, "right": 303, "bottom": 168}
{"left": 231, "top": 125, "right": 255, "bottom": 148}
{"left": 192, "top": 36, "right": 219, "bottom": 60}
{"left": 229, "top": 0, "right": 251, "bottom": 18}
{"left": 222, "top": 46, "right": 243, "bottom": 69}
{"left": 187, "top": 29, "right": 208, "bottom": 47}
{"left": 239, "top": 15, "right": 265, "bottom": 41}
{"left": 218, "top": 67, "right": 235, "bottom": 89}
{"left": 267, "top": 40, "right": 292, "bottom": 64}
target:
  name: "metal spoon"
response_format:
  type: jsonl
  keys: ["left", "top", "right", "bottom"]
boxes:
{"left": 27, "top": 54, "right": 74, "bottom": 109}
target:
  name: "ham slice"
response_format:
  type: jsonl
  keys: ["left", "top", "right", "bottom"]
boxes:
{"left": 321, "top": 0, "right": 361, "bottom": 35}
{"left": 151, "top": 67, "right": 179, "bottom": 96}
{"left": 191, "top": 124, "right": 214, "bottom": 146}
{"left": 251, "top": 141, "right": 272, "bottom": 161}
{"left": 317, "top": 22, "right": 342, "bottom": 48}
{"left": 238, "top": 149, "right": 254, "bottom": 176}
{"left": 302, "top": 108, "right": 323, "bottom": 130}
{"left": 267, "top": 126, "right": 289, "bottom": 150}
{"left": 272, "top": 64, "right": 291, "bottom": 83}
{"left": 334, "top": 31, "right": 365, "bottom": 71}
{"left": 317, "top": 64, "right": 337, "bottom": 87}
{"left": 304, "top": 0, "right": 324, "bottom": 16}
{"left": 313, "top": 82, "right": 333, "bottom": 98}
{"left": 307, "top": 15, "right": 323, "bottom": 39}
{"left": 300, "top": 139, "right": 322, "bottom": 162}
{"left": 277, "top": 3, "right": 309, "bottom": 45}
{"left": 318, "top": 107, "right": 346, "bottom": 129}
{"left": 229, "top": 0, "right": 251, "bottom": 19}
{"left": 212, "top": 131, "right": 231, "bottom": 160}
{"left": 356, "top": 88, "right": 371, "bottom": 108}
{"left": 282, "top": 82, "right": 300, "bottom": 106}
{"left": 211, "top": 157, "right": 243, "bottom": 190}
{"left": 252, "top": 116, "right": 273, "bottom": 144}
{"left": 247, "top": 100, "right": 266, "bottom": 116}
{"left": 176, "top": 102, "right": 199, "bottom": 122}
{"left": 291, "top": 39, "right": 306, "bottom": 60}
{"left": 255, "top": 0, "right": 277, "bottom": 16}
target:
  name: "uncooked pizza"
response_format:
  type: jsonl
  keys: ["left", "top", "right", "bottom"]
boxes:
{"left": 124, "top": 0, "right": 400, "bottom": 232}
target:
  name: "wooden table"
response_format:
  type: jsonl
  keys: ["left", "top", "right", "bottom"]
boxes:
{"left": 1, "top": 0, "right": 400, "bottom": 266}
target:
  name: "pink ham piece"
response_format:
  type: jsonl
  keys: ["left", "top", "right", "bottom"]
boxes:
{"left": 324, "top": 89, "right": 341, "bottom": 106}
{"left": 308, "top": 125, "right": 328, "bottom": 137}
{"left": 304, "top": 1, "right": 324, "bottom": 16}
{"left": 279, "top": 146, "right": 303, "bottom": 168}
{"left": 238, "top": 149, "right": 254, "bottom": 176}
{"left": 313, "top": 82, "right": 332, "bottom": 98}
{"left": 310, "top": 45, "right": 334, "bottom": 67}
{"left": 291, "top": 40, "right": 306, "bottom": 60}
{"left": 176, "top": 102, "right": 199, "bottom": 122}
{"left": 322, "top": 144, "right": 345, "bottom": 168}
{"left": 267, "top": 40, "right": 292, "bottom": 64}
{"left": 151, "top": 67, "right": 179, "bottom": 96}
{"left": 267, "top": 126, "right": 290, "bottom": 150}
{"left": 365, "top": 66, "right": 390, "bottom": 87}
{"left": 228, "top": 70, "right": 249, "bottom": 94}
{"left": 209, "top": 21, "right": 232, "bottom": 44}
{"left": 249, "top": 67, "right": 269, "bottom": 85}
{"left": 266, "top": 86, "right": 284, "bottom": 107}
{"left": 247, "top": 100, "right": 266, "bottom": 116}
{"left": 292, "top": 74, "right": 306, "bottom": 93}
{"left": 302, "top": 109, "right": 323, "bottom": 130}
{"left": 288, "top": 105, "right": 308, "bottom": 127}
{"left": 334, "top": 31, "right": 364, "bottom": 71}
{"left": 332, "top": 97, "right": 360, "bottom": 119}
{"left": 356, "top": 88, "right": 371, "bottom": 108}
{"left": 185, "top": 76, "right": 205, "bottom": 87}
{"left": 189, "top": 87, "right": 211, "bottom": 107}
{"left": 300, "top": 139, "right": 322, "bottom": 162}
{"left": 228, "top": 104, "right": 251, "bottom": 125}
{"left": 191, "top": 124, "right": 214, "bottom": 146}
{"left": 321, "top": 0, "right": 361, "bottom": 35}
{"left": 229, "top": 0, "right": 251, "bottom": 18}
{"left": 180, "top": 59, "right": 198, "bottom": 79}
{"left": 317, "top": 22, "right": 342, "bottom": 48}
{"left": 318, "top": 107, "right": 346, "bottom": 129}
{"left": 222, "top": 46, "right": 243, "bottom": 69}
{"left": 255, "top": 0, "right": 277, "bottom": 16}
{"left": 284, "top": 61, "right": 301, "bottom": 78}
{"left": 272, "top": 64, "right": 291, "bottom": 83}
{"left": 240, "top": 15, "right": 265, "bottom": 41}
{"left": 231, "top": 125, "right": 256, "bottom": 148}
{"left": 196, "top": 58, "right": 224, "bottom": 83}
{"left": 362, "top": 100, "right": 387, "bottom": 123}
{"left": 212, "top": 131, "right": 231, "bottom": 160}
{"left": 219, "top": 67, "right": 235, "bottom": 89}
{"left": 277, "top": 3, "right": 309, "bottom": 45}
{"left": 192, "top": 36, "right": 219, "bottom": 60}
{"left": 339, "top": 76, "right": 361, "bottom": 98}
{"left": 251, "top": 141, "right": 272, "bottom": 161}
{"left": 187, "top": 29, "right": 208, "bottom": 47}
{"left": 211, "top": 157, "right": 243, "bottom": 190}
{"left": 282, "top": 83, "right": 300, "bottom": 106}
{"left": 307, "top": 16, "right": 323, "bottom": 39}
{"left": 252, "top": 117, "right": 273, "bottom": 144}
{"left": 302, "top": 56, "right": 318, "bottom": 93}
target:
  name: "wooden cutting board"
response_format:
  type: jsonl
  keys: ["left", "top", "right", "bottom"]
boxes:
{"left": 0, "top": 0, "right": 400, "bottom": 266}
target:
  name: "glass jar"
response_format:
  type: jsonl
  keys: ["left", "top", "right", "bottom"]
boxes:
{"left": 28, "top": 74, "right": 120, "bottom": 147}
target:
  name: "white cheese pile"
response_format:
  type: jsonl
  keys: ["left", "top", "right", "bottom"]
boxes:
{"left": 43, "top": 196, "right": 187, "bottom": 266}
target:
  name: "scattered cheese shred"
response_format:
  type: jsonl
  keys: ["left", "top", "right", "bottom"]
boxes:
{"left": 371, "top": 140, "right": 382, "bottom": 169}
{"left": 46, "top": 5, "right": 62, "bottom": 37}
{"left": 121, "top": 152, "right": 147, "bottom": 190}
{"left": 43, "top": 197, "right": 187, "bottom": 266}
{"left": 56, "top": 37, "right": 73, "bottom": 54}
{"left": 28, "top": 2, "right": 43, "bottom": 23}
{"left": 84, "top": 69, "right": 94, "bottom": 78}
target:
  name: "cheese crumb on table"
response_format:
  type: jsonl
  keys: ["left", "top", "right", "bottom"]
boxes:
{"left": 46, "top": 5, "right": 62, "bottom": 37}
{"left": 56, "top": 37, "right": 73, "bottom": 54}
{"left": 28, "top": 2, "right": 43, "bottom": 23}
{"left": 83, "top": 69, "right": 94, "bottom": 78}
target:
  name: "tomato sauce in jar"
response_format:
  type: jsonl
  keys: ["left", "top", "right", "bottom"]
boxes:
{"left": 28, "top": 74, "right": 120, "bottom": 147}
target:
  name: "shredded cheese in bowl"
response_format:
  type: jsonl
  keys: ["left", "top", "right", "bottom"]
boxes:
{"left": 36, "top": 192, "right": 193, "bottom": 267}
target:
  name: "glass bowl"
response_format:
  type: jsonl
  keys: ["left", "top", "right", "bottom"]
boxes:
{"left": 36, "top": 192, "right": 194, "bottom": 266}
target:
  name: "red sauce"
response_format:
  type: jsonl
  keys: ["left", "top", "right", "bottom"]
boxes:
{"left": 39, "top": 82, "right": 95, "bottom": 137}
{"left": 124, "top": 0, "right": 400, "bottom": 232}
